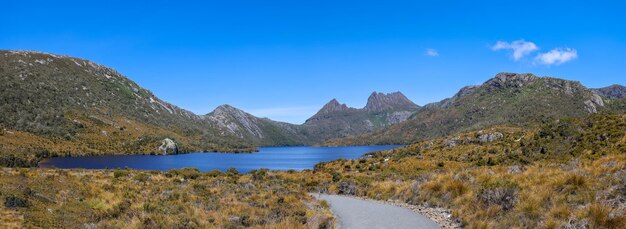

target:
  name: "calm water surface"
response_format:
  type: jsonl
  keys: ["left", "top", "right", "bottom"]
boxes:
{"left": 39, "top": 145, "right": 401, "bottom": 173}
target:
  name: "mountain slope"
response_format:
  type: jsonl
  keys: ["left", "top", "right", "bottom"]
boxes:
{"left": 326, "top": 73, "right": 613, "bottom": 145}
{"left": 0, "top": 50, "right": 251, "bottom": 166}
{"left": 315, "top": 112, "right": 626, "bottom": 228}
{"left": 203, "top": 105, "right": 308, "bottom": 146}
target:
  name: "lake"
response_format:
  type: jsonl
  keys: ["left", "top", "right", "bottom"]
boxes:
{"left": 39, "top": 145, "right": 401, "bottom": 173}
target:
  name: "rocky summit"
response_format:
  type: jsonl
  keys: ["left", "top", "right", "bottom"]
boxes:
{"left": 364, "top": 92, "right": 419, "bottom": 113}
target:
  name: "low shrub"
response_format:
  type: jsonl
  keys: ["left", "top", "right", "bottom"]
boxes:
{"left": 4, "top": 195, "right": 29, "bottom": 208}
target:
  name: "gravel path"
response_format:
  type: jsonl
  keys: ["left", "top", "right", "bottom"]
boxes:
{"left": 315, "top": 194, "right": 441, "bottom": 229}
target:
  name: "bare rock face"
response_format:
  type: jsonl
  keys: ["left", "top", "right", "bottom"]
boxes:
{"left": 364, "top": 92, "right": 419, "bottom": 113}
{"left": 584, "top": 93, "right": 606, "bottom": 113}
{"left": 158, "top": 138, "right": 178, "bottom": 155}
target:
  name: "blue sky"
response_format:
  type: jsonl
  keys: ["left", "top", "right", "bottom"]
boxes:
{"left": 2, "top": 1, "right": 625, "bottom": 124}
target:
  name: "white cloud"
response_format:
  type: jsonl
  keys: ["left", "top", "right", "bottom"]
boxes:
{"left": 425, "top": 48, "right": 439, "bottom": 57}
{"left": 535, "top": 48, "right": 578, "bottom": 65}
{"left": 492, "top": 39, "right": 539, "bottom": 61}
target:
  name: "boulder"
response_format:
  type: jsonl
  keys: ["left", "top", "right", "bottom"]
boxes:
{"left": 478, "top": 132, "right": 504, "bottom": 143}
{"left": 158, "top": 138, "right": 178, "bottom": 155}
{"left": 445, "top": 136, "right": 461, "bottom": 147}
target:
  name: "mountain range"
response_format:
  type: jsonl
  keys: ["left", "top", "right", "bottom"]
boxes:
{"left": 0, "top": 50, "right": 419, "bottom": 165}
{"left": 201, "top": 92, "right": 420, "bottom": 146}
{"left": 1, "top": 50, "right": 625, "bottom": 166}
{"left": 326, "top": 72, "right": 626, "bottom": 145}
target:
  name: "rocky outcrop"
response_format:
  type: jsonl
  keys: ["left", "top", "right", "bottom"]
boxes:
{"left": 445, "top": 136, "right": 461, "bottom": 147}
{"left": 584, "top": 93, "right": 606, "bottom": 113}
{"left": 158, "top": 138, "right": 178, "bottom": 155}
{"left": 478, "top": 132, "right": 504, "bottom": 143}
{"left": 444, "top": 132, "right": 504, "bottom": 148}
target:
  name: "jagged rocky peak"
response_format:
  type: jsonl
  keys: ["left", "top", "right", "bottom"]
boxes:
{"left": 484, "top": 72, "right": 539, "bottom": 88}
{"left": 317, "top": 99, "right": 351, "bottom": 114}
{"left": 592, "top": 84, "right": 626, "bottom": 99}
{"left": 364, "top": 91, "right": 419, "bottom": 113}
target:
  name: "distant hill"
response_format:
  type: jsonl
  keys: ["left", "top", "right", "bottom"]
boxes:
{"left": 326, "top": 73, "right": 625, "bottom": 145}
{"left": 202, "top": 105, "right": 307, "bottom": 146}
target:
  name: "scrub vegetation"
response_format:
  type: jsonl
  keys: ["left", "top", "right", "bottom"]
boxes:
{"left": 0, "top": 168, "right": 334, "bottom": 228}
{"left": 2, "top": 113, "right": 624, "bottom": 228}
{"left": 309, "top": 113, "right": 626, "bottom": 228}
{"left": 2, "top": 51, "right": 626, "bottom": 228}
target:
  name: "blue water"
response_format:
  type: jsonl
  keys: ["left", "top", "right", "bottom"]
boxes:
{"left": 39, "top": 145, "right": 401, "bottom": 173}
